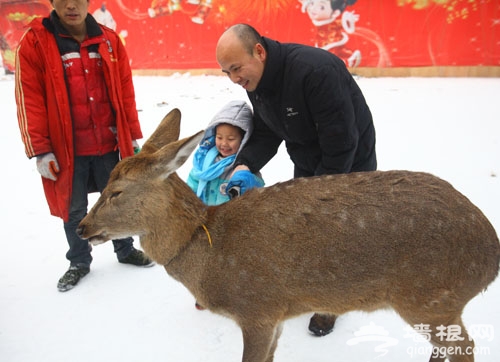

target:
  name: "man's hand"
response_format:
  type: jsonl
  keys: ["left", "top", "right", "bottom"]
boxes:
{"left": 36, "top": 152, "right": 60, "bottom": 181}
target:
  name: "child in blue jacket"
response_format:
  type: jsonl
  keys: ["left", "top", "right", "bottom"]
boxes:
{"left": 187, "top": 100, "right": 264, "bottom": 206}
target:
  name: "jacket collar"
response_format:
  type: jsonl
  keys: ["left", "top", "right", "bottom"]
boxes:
{"left": 251, "top": 37, "right": 284, "bottom": 96}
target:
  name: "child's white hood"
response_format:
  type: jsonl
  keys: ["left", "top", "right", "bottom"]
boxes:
{"left": 200, "top": 100, "right": 253, "bottom": 158}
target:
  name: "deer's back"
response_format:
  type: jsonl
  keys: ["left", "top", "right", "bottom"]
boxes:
{"left": 198, "top": 171, "right": 499, "bottom": 316}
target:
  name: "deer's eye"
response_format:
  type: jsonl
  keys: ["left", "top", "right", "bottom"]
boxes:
{"left": 109, "top": 191, "right": 122, "bottom": 200}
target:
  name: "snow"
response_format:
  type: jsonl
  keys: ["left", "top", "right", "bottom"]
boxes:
{"left": 1, "top": 73, "right": 499, "bottom": 362}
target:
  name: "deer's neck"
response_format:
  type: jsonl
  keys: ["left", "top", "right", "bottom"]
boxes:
{"left": 161, "top": 225, "right": 213, "bottom": 296}
{"left": 140, "top": 174, "right": 208, "bottom": 265}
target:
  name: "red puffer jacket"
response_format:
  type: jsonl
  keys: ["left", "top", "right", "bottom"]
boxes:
{"left": 15, "top": 16, "right": 142, "bottom": 222}
{"left": 61, "top": 34, "right": 118, "bottom": 156}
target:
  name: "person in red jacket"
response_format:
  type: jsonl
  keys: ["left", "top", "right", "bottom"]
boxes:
{"left": 15, "top": 0, "right": 153, "bottom": 292}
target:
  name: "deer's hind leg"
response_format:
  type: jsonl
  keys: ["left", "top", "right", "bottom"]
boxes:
{"left": 240, "top": 322, "right": 283, "bottom": 362}
{"left": 426, "top": 317, "right": 474, "bottom": 362}
{"left": 398, "top": 308, "right": 474, "bottom": 362}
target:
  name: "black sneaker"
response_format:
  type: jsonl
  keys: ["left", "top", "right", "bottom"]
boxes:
{"left": 57, "top": 266, "right": 90, "bottom": 292}
{"left": 119, "top": 249, "right": 154, "bottom": 267}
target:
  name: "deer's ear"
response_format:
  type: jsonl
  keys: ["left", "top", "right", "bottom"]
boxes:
{"left": 153, "top": 130, "right": 204, "bottom": 179}
{"left": 142, "top": 108, "right": 182, "bottom": 154}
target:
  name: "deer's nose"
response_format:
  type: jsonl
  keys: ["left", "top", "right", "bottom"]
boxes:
{"left": 75, "top": 225, "right": 85, "bottom": 239}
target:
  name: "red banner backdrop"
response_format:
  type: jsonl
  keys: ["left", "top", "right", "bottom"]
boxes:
{"left": 1, "top": 0, "right": 499, "bottom": 72}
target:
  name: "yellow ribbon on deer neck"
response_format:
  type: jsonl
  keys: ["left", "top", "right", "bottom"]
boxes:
{"left": 202, "top": 224, "right": 212, "bottom": 248}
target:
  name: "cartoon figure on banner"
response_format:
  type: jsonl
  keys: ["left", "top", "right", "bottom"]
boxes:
{"left": 92, "top": 1, "right": 116, "bottom": 30}
{"left": 300, "top": 0, "right": 361, "bottom": 67}
{"left": 148, "top": 0, "right": 212, "bottom": 24}
{"left": 0, "top": 0, "right": 51, "bottom": 73}
{"left": 91, "top": 2, "right": 130, "bottom": 45}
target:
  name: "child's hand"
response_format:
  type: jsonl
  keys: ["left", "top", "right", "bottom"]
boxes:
{"left": 226, "top": 170, "right": 262, "bottom": 198}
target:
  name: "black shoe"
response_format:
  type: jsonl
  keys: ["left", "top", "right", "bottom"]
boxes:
{"left": 119, "top": 249, "right": 154, "bottom": 267}
{"left": 308, "top": 313, "right": 337, "bottom": 337}
{"left": 57, "top": 266, "right": 90, "bottom": 292}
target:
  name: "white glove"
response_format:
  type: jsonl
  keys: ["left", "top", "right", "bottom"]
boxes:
{"left": 36, "top": 152, "right": 60, "bottom": 181}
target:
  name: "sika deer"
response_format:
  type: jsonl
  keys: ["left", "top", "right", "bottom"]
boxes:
{"left": 78, "top": 109, "right": 499, "bottom": 362}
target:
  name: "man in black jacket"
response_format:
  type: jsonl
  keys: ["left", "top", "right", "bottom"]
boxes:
{"left": 216, "top": 23, "right": 377, "bottom": 336}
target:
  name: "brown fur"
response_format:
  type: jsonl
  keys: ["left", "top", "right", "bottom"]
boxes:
{"left": 78, "top": 109, "right": 500, "bottom": 362}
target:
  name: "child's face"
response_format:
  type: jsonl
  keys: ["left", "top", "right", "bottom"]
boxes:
{"left": 306, "top": 0, "right": 335, "bottom": 22}
{"left": 215, "top": 124, "right": 243, "bottom": 158}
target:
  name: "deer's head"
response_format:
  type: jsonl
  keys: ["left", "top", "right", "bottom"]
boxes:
{"left": 77, "top": 109, "right": 204, "bottom": 246}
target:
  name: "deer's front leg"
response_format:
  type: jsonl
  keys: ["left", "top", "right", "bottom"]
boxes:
{"left": 241, "top": 322, "right": 282, "bottom": 362}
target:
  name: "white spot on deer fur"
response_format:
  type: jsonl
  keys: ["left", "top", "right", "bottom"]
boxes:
{"left": 227, "top": 256, "right": 237, "bottom": 267}
{"left": 358, "top": 219, "right": 366, "bottom": 229}
{"left": 239, "top": 269, "right": 249, "bottom": 280}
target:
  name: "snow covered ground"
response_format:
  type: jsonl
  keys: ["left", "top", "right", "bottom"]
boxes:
{"left": 1, "top": 73, "right": 499, "bottom": 362}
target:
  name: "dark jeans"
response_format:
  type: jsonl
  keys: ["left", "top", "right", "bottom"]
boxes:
{"left": 64, "top": 151, "right": 134, "bottom": 268}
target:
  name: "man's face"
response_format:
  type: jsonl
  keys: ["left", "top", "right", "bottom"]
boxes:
{"left": 216, "top": 32, "right": 266, "bottom": 92}
{"left": 51, "top": 0, "right": 89, "bottom": 32}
